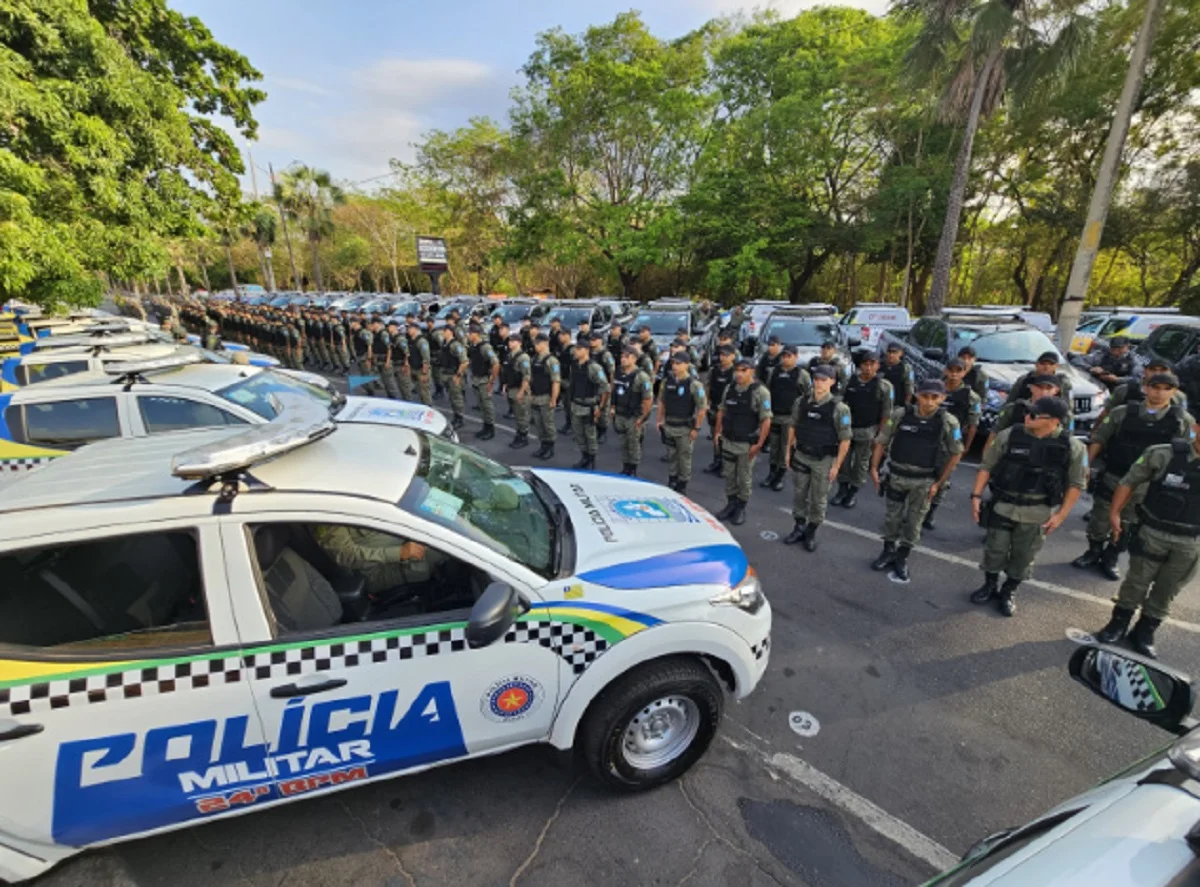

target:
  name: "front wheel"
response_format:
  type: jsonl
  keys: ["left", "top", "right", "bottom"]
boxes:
{"left": 578, "top": 657, "right": 723, "bottom": 791}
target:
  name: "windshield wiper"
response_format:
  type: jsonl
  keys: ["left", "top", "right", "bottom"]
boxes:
{"left": 526, "top": 471, "right": 572, "bottom": 575}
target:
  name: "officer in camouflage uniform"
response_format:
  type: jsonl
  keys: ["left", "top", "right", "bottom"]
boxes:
{"left": 657, "top": 352, "right": 707, "bottom": 494}
{"left": 427, "top": 318, "right": 445, "bottom": 399}
{"left": 715, "top": 358, "right": 772, "bottom": 526}
{"left": 610, "top": 346, "right": 654, "bottom": 476}
{"left": 1073, "top": 372, "right": 1192, "bottom": 580}
{"left": 985, "top": 375, "right": 1066, "bottom": 448}
{"left": 1102, "top": 357, "right": 1187, "bottom": 416}
{"left": 590, "top": 331, "right": 617, "bottom": 445}
{"left": 1011, "top": 352, "right": 1074, "bottom": 415}
{"left": 807, "top": 340, "right": 850, "bottom": 396}
{"left": 1093, "top": 426, "right": 1200, "bottom": 658}
{"left": 957, "top": 345, "right": 989, "bottom": 403}
{"left": 568, "top": 340, "right": 610, "bottom": 470}
{"left": 557, "top": 329, "right": 577, "bottom": 434}
{"left": 969, "top": 396, "right": 1088, "bottom": 616}
{"left": 530, "top": 334, "right": 562, "bottom": 460}
{"left": 881, "top": 342, "right": 915, "bottom": 406}
{"left": 756, "top": 336, "right": 783, "bottom": 385}
{"left": 438, "top": 325, "right": 468, "bottom": 428}
{"left": 405, "top": 322, "right": 432, "bottom": 405}
{"left": 502, "top": 334, "right": 533, "bottom": 448}
{"left": 869, "top": 379, "right": 964, "bottom": 582}
{"left": 313, "top": 525, "right": 444, "bottom": 595}
{"left": 833, "top": 350, "right": 893, "bottom": 509}
{"left": 783, "top": 367, "right": 852, "bottom": 552}
{"left": 466, "top": 325, "right": 500, "bottom": 440}
{"left": 636, "top": 325, "right": 660, "bottom": 368}
{"left": 761, "top": 346, "right": 812, "bottom": 492}
{"left": 203, "top": 319, "right": 220, "bottom": 352}
{"left": 704, "top": 345, "right": 737, "bottom": 474}
{"left": 1084, "top": 335, "right": 1137, "bottom": 391}
{"left": 924, "top": 359, "right": 982, "bottom": 530}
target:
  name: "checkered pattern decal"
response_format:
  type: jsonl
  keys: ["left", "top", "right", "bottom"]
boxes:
{"left": 0, "top": 456, "right": 55, "bottom": 474}
{"left": 0, "top": 619, "right": 611, "bottom": 717}
{"left": 751, "top": 637, "right": 770, "bottom": 661}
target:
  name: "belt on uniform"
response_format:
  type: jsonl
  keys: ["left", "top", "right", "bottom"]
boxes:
{"left": 572, "top": 398, "right": 597, "bottom": 406}
{"left": 889, "top": 464, "right": 937, "bottom": 479}
{"left": 1136, "top": 507, "right": 1200, "bottom": 539}
{"left": 665, "top": 419, "right": 694, "bottom": 428}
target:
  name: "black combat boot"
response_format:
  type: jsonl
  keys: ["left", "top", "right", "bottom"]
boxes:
{"left": 532, "top": 442, "right": 549, "bottom": 459}
{"left": 597, "top": 427, "right": 608, "bottom": 444}
{"left": 801, "top": 523, "right": 819, "bottom": 552}
{"left": 890, "top": 545, "right": 912, "bottom": 583}
{"left": 842, "top": 486, "right": 859, "bottom": 509}
{"left": 704, "top": 457, "right": 723, "bottom": 475}
{"left": 760, "top": 468, "right": 779, "bottom": 489}
{"left": 1072, "top": 540, "right": 1105, "bottom": 570}
{"left": 783, "top": 521, "right": 807, "bottom": 545}
{"left": 998, "top": 578, "right": 1020, "bottom": 617}
{"left": 771, "top": 470, "right": 786, "bottom": 492}
{"left": 509, "top": 432, "right": 529, "bottom": 449}
{"left": 1099, "top": 544, "right": 1121, "bottom": 581}
{"left": 870, "top": 542, "right": 896, "bottom": 571}
{"left": 451, "top": 416, "right": 465, "bottom": 430}
{"left": 668, "top": 475, "right": 678, "bottom": 491}
{"left": 675, "top": 480, "right": 688, "bottom": 495}
{"left": 572, "top": 453, "right": 590, "bottom": 469}
{"left": 1129, "top": 616, "right": 1162, "bottom": 659}
{"left": 716, "top": 498, "right": 738, "bottom": 520}
{"left": 1096, "top": 605, "right": 1135, "bottom": 644}
{"left": 628, "top": 463, "right": 639, "bottom": 477}
{"left": 476, "top": 423, "right": 496, "bottom": 440}
{"left": 970, "top": 572, "right": 1000, "bottom": 604}
{"left": 731, "top": 499, "right": 747, "bottom": 525}
{"left": 922, "top": 505, "right": 938, "bottom": 531}
{"left": 830, "top": 482, "right": 849, "bottom": 507}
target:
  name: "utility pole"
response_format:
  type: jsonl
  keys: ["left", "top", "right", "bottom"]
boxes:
{"left": 1056, "top": 0, "right": 1166, "bottom": 350}
{"left": 270, "top": 162, "right": 303, "bottom": 291}
{"left": 246, "top": 149, "right": 277, "bottom": 293}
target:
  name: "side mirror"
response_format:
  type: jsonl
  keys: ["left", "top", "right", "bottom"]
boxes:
{"left": 922, "top": 348, "right": 945, "bottom": 361}
{"left": 848, "top": 337, "right": 862, "bottom": 348}
{"left": 467, "top": 582, "right": 529, "bottom": 649}
{"left": 1068, "top": 644, "right": 1197, "bottom": 735}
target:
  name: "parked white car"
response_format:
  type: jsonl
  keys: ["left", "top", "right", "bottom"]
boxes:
{"left": 838, "top": 303, "right": 911, "bottom": 349}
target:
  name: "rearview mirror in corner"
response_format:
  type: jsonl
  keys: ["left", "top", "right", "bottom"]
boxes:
{"left": 1069, "top": 644, "right": 1197, "bottom": 736}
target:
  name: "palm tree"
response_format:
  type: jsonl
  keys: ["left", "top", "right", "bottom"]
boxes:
{"left": 903, "top": 0, "right": 1090, "bottom": 314}
{"left": 250, "top": 204, "right": 278, "bottom": 292}
{"left": 276, "top": 166, "right": 345, "bottom": 292}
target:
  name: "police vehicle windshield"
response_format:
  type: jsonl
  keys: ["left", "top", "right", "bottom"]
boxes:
{"left": 633, "top": 312, "right": 689, "bottom": 336}
{"left": 400, "top": 435, "right": 554, "bottom": 575}
{"left": 760, "top": 318, "right": 839, "bottom": 346}
{"left": 491, "top": 303, "right": 535, "bottom": 324}
{"left": 546, "top": 307, "right": 594, "bottom": 328}
{"left": 216, "top": 369, "right": 334, "bottom": 420}
{"left": 955, "top": 327, "right": 1063, "bottom": 364}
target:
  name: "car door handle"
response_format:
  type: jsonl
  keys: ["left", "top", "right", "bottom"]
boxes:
{"left": 269, "top": 678, "right": 347, "bottom": 699}
{"left": 0, "top": 722, "right": 44, "bottom": 742}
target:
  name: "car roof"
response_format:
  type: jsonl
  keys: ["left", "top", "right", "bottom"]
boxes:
{"left": 0, "top": 421, "right": 419, "bottom": 521}
{"left": 15, "top": 361, "right": 266, "bottom": 397}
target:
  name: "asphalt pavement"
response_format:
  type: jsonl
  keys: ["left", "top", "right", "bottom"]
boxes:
{"left": 40, "top": 378, "right": 1200, "bottom": 887}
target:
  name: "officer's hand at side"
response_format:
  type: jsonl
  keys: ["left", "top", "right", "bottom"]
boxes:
{"left": 971, "top": 497, "right": 982, "bottom": 525}
{"left": 1042, "top": 512, "right": 1066, "bottom": 534}
{"left": 689, "top": 429, "right": 698, "bottom": 441}
{"left": 400, "top": 542, "right": 427, "bottom": 561}
{"left": 749, "top": 443, "right": 761, "bottom": 458}
{"left": 927, "top": 482, "right": 939, "bottom": 502}
{"left": 871, "top": 469, "right": 881, "bottom": 493}
{"left": 827, "top": 465, "right": 838, "bottom": 483}
{"left": 1109, "top": 513, "right": 1123, "bottom": 542}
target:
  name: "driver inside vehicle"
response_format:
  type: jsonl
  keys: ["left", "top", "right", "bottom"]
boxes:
{"left": 313, "top": 524, "right": 446, "bottom": 595}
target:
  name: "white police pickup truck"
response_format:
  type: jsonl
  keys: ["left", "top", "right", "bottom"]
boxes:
{"left": 0, "top": 400, "right": 770, "bottom": 881}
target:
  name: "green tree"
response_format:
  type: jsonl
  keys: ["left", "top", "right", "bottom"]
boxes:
{"left": 250, "top": 204, "right": 278, "bottom": 292}
{"left": 0, "top": 0, "right": 263, "bottom": 305}
{"left": 275, "top": 166, "right": 345, "bottom": 292}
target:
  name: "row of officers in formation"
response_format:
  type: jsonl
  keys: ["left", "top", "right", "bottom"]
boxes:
{"left": 175, "top": 301, "right": 1200, "bottom": 662}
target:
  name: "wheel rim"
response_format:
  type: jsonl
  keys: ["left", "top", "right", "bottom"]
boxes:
{"left": 620, "top": 695, "right": 700, "bottom": 771}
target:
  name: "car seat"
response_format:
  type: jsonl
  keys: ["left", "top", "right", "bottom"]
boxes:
{"left": 253, "top": 525, "right": 343, "bottom": 633}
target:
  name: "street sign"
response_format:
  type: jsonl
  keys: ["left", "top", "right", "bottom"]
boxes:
{"left": 416, "top": 236, "right": 449, "bottom": 273}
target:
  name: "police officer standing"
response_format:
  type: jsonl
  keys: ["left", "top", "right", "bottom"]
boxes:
{"left": 704, "top": 345, "right": 737, "bottom": 474}
{"left": 757, "top": 336, "right": 783, "bottom": 385}
{"left": 438, "top": 325, "right": 469, "bottom": 428}
{"left": 557, "top": 329, "right": 576, "bottom": 434}
{"left": 1072, "top": 372, "right": 1191, "bottom": 580}
{"left": 1086, "top": 336, "right": 1136, "bottom": 390}
{"left": 607, "top": 323, "right": 626, "bottom": 364}
{"left": 925, "top": 359, "right": 982, "bottom": 529}
{"left": 833, "top": 349, "right": 893, "bottom": 508}
{"left": 1012, "top": 351, "right": 1074, "bottom": 407}
{"left": 957, "top": 346, "right": 989, "bottom": 402}
{"left": 1102, "top": 356, "right": 1186, "bottom": 415}
{"left": 530, "top": 334, "right": 562, "bottom": 460}
{"left": 984, "top": 375, "right": 1065, "bottom": 448}
{"left": 783, "top": 367, "right": 851, "bottom": 551}
{"left": 467, "top": 325, "right": 500, "bottom": 439}
{"left": 808, "top": 340, "right": 849, "bottom": 395}
{"left": 761, "top": 346, "right": 811, "bottom": 492}
{"left": 569, "top": 341, "right": 610, "bottom": 470}
{"left": 880, "top": 342, "right": 915, "bottom": 406}
{"left": 611, "top": 346, "right": 654, "bottom": 476}
{"left": 1094, "top": 424, "right": 1200, "bottom": 658}
{"left": 657, "top": 353, "right": 707, "bottom": 494}
{"left": 406, "top": 322, "right": 432, "bottom": 405}
{"left": 869, "top": 379, "right": 964, "bottom": 582}
{"left": 637, "top": 325, "right": 659, "bottom": 368}
{"left": 969, "top": 397, "right": 1088, "bottom": 616}
{"left": 502, "top": 334, "right": 533, "bottom": 448}
{"left": 380, "top": 321, "right": 404, "bottom": 400}
{"left": 590, "top": 331, "right": 617, "bottom": 444}
{"left": 715, "top": 358, "right": 772, "bottom": 525}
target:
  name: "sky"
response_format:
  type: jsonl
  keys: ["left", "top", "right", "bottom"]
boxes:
{"left": 174, "top": 0, "right": 889, "bottom": 190}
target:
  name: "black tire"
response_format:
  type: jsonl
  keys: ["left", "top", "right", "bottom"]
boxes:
{"left": 578, "top": 657, "right": 723, "bottom": 792}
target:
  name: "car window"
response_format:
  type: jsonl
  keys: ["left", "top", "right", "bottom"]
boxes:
{"left": 0, "top": 531, "right": 210, "bottom": 653}
{"left": 249, "top": 522, "right": 494, "bottom": 637}
{"left": 138, "top": 395, "right": 249, "bottom": 433}
{"left": 633, "top": 312, "right": 690, "bottom": 336}
{"left": 15, "top": 359, "right": 90, "bottom": 386}
{"left": 1098, "top": 317, "right": 1133, "bottom": 337}
{"left": 401, "top": 435, "right": 554, "bottom": 575}
{"left": 1151, "top": 328, "right": 1194, "bottom": 364}
{"left": 216, "top": 369, "right": 333, "bottom": 420}
{"left": 17, "top": 397, "right": 120, "bottom": 449}
{"left": 1077, "top": 317, "right": 1106, "bottom": 333}
{"left": 760, "top": 318, "right": 839, "bottom": 346}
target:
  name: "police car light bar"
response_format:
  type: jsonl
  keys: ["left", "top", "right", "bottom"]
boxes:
{"left": 171, "top": 394, "right": 336, "bottom": 480}
{"left": 105, "top": 349, "right": 205, "bottom": 376}
{"left": 33, "top": 331, "right": 151, "bottom": 350}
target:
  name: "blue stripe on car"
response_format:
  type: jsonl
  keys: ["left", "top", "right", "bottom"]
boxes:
{"left": 579, "top": 544, "right": 748, "bottom": 590}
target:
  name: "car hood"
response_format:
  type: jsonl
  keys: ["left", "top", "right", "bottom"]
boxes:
{"left": 531, "top": 467, "right": 748, "bottom": 587}
{"left": 980, "top": 362, "right": 1103, "bottom": 397}
{"left": 334, "top": 397, "right": 449, "bottom": 435}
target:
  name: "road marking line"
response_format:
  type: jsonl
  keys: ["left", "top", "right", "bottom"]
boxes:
{"left": 776, "top": 507, "right": 1200, "bottom": 635}
{"left": 722, "top": 733, "right": 959, "bottom": 872}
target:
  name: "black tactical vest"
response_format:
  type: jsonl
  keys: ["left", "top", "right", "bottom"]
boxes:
{"left": 570, "top": 361, "right": 599, "bottom": 404}
{"left": 531, "top": 354, "right": 554, "bottom": 396}
{"left": 612, "top": 369, "right": 643, "bottom": 417}
{"left": 881, "top": 360, "right": 909, "bottom": 401}
{"left": 769, "top": 366, "right": 806, "bottom": 419}
{"left": 502, "top": 351, "right": 524, "bottom": 387}
{"left": 793, "top": 397, "right": 840, "bottom": 458}
{"left": 843, "top": 375, "right": 884, "bottom": 429}
{"left": 722, "top": 384, "right": 761, "bottom": 443}
{"left": 438, "top": 339, "right": 460, "bottom": 371}
{"left": 663, "top": 377, "right": 697, "bottom": 424}
{"left": 1105, "top": 405, "right": 1183, "bottom": 479}
{"left": 888, "top": 407, "right": 943, "bottom": 476}
{"left": 989, "top": 426, "right": 1071, "bottom": 506}
{"left": 469, "top": 342, "right": 493, "bottom": 377}
{"left": 943, "top": 386, "right": 972, "bottom": 429}
{"left": 407, "top": 335, "right": 425, "bottom": 370}
{"left": 709, "top": 364, "right": 734, "bottom": 408}
{"left": 1140, "top": 441, "right": 1200, "bottom": 536}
